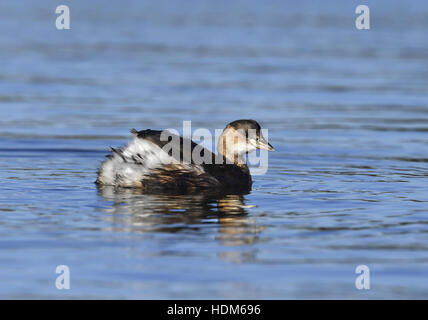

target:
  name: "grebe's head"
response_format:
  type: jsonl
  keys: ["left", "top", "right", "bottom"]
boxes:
{"left": 218, "top": 119, "right": 274, "bottom": 164}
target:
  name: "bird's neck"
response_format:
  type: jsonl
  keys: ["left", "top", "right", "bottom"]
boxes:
{"left": 217, "top": 129, "right": 246, "bottom": 166}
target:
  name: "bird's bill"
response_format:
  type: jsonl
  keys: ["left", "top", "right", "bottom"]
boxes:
{"left": 249, "top": 138, "right": 275, "bottom": 151}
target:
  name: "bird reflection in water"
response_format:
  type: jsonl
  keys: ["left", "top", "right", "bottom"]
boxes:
{"left": 97, "top": 186, "right": 265, "bottom": 263}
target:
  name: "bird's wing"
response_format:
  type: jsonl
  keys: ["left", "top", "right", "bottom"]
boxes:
{"left": 131, "top": 129, "right": 216, "bottom": 165}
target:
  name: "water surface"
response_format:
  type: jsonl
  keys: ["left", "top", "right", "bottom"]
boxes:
{"left": 0, "top": 0, "right": 428, "bottom": 299}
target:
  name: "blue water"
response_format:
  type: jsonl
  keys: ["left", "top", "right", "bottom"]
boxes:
{"left": 0, "top": 0, "right": 428, "bottom": 299}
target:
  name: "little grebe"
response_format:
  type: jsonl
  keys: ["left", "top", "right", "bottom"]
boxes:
{"left": 96, "top": 120, "right": 274, "bottom": 193}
